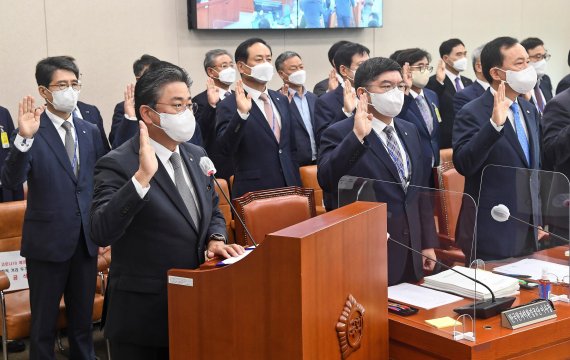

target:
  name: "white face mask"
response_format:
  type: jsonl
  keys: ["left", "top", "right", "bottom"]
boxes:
{"left": 411, "top": 71, "right": 430, "bottom": 89}
{"left": 530, "top": 59, "right": 547, "bottom": 78}
{"left": 496, "top": 66, "right": 538, "bottom": 94}
{"left": 47, "top": 86, "right": 80, "bottom": 114}
{"left": 215, "top": 67, "right": 236, "bottom": 85}
{"left": 452, "top": 57, "right": 468, "bottom": 72}
{"left": 150, "top": 108, "right": 196, "bottom": 143}
{"left": 244, "top": 62, "right": 274, "bottom": 82}
{"left": 287, "top": 70, "right": 306, "bottom": 86}
{"left": 366, "top": 88, "right": 404, "bottom": 118}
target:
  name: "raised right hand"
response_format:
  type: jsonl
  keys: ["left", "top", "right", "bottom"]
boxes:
{"left": 235, "top": 80, "right": 252, "bottom": 114}
{"left": 491, "top": 82, "right": 510, "bottom": 127}
{"left": 124, "top": 83, "right": 136, "bottom": 118}
{"left": 436, "top": 59, "right": 446, "bottom": 84}
{"left": 134, "top": 121, "right": 158, "bottom": 187}
{"left": 343, "top": 79, "right": 357, "bottom": 114}
{"left": 18, "top": 96, "right": 43, "bottom": 138}
{"left": 327, "top": 68, "right": 339, "bottom": 92}
{"left": 353, "top": 93, "right": 373, "bottom": 142}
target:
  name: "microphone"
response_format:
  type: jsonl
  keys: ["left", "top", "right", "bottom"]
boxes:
{"left": 491, "top": 204, "right": 569, "bottom": 243}
{"left": 387, "top": 235, "right": 516, "bottom": 319}
{"left": 199, "top": 157, "right": 258, "bottom": 247}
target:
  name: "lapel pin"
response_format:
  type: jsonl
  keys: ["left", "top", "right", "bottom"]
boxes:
{"left": 526, "top": 110, "right": 530, "bottom": 114}
{"left": 190, "top": 158, "right": 193, "bottom": 162}
{"left": 404, "top": 132, "right": 408, "bottom": 136}
{"left": 276, "top": 97, "right": 280, "bottom": 101}
{"left": 82, "top": 130, "right": 86, "bottom": 134}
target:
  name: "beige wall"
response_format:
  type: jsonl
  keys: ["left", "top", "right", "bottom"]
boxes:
{"left": 1, "top": 0, "right": 569, "bottom": 134}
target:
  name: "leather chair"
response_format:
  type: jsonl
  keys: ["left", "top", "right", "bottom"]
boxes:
{"left": 213, "top": 178, "right": 234, "bottom": 243}
{"left": 232, "top": 187, "right": 316, "bottom": 246}
{"left": 299, "top": 165, "right": 326, "bottom": 215}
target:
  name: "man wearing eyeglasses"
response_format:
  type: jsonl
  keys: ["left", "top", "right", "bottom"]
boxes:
{"left": 521, "top": 37, "right": 553, "bottom": 113}
{"left": 1, "top": 56, "right": 107, "bottom": 359}
{"left": 318, "top": 57, "right": 438, "bottom": 285}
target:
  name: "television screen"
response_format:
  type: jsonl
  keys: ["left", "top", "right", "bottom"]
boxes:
{"left": 188, "top": 0, "right": 383, "bottom": 29}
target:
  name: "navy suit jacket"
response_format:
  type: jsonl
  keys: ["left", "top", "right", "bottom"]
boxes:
{"left": 427, "top": 74, "right": 473, "bottom": 149}
{"left": 317, "top": 116, "right": 437, "bottom": 284}
{"left": 215, "top": 89, "right": 301, "bottom": 198}
{"left": 289, "top": 90, "right": 318, "bottom": 166}
{"left": 109, "top": 101, "right": 125, "bottom": 147}
{"left": 453, "top": 89, "right": 541, "bottom": 261}
{"left": 77, "top": 101, "right": 111, "bottom": 152}
{"left": 556, "top": 74, "right": 570, "bottom": 95}
{"left": 90, "top": 135, "right": 225, "bottom": 347}
{"left": 542, "top": 89, "right": 570, "bottom": 177}
{"left": 453, "top": 81, "right": 486, "bottom": 114}
{"left": 0, "top": 106, "right": 24, "bottom": 201}
{"left": 313, "top": 78, "right": 329, "bottom": 97}
{"left": 1, "top": 112, "right": 106, "bottom": 262}
{"left": 539, "top": 75, "right": 553, "bottom": 102}
{"left": 398, "top": 89, "right": 440, "bottom": 170}
{"left": 314, "top": 85, "right": 348, "bottom": 145}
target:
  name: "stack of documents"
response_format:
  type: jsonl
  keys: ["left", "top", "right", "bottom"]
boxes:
{"left": 494, "top": 259, "right": 569, "bottom": 284}
{"left": 422, "top": 266, "right": 520, "bottom": 300}
{"left": 388, "top": 283, "right": 463, "bottom": 310}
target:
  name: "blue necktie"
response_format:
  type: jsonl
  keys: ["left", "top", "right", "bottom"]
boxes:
{"left": 383, "top": 126, "right": 410, "bottom": 189}
{"left": 510, "top": 102, "right": 530, "bottom": 165}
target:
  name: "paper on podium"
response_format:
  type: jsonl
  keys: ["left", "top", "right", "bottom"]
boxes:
{"left": 388, "top": 283, "right": 463, "bottom": 310}
{"left": 216, "top": 247, "right": 255, "bottom": 266}
{"left": 493, "top": 259, "right": 569, "bottom": 283}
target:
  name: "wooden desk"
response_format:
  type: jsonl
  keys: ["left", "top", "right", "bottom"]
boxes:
{"left": 389, "top": 247, "right": 570, "bottom": 359}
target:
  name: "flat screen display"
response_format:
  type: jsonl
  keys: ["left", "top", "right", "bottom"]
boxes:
{"left": 188, "top": 0, "right": 383, "bottom": 29}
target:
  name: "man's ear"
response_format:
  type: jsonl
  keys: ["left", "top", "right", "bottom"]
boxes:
{"left": 489, "top": 67, "right": 503, "bottom": 82}
{"left": 139, "top": 105, "right": 155, "bottom": 126}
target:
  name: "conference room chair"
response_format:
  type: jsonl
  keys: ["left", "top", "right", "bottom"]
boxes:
{"left": 299, "top": 165, "right": 326, "bottom": 215}
{"left": 213, "top": 178, "right": 234, "bottom": 243}
{"left": 232, "top": 186, "right": 317, "bottom": 246}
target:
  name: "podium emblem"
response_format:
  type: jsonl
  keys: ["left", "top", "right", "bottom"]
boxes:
{"left": 336, "top": 294, "right": 365, "bottom": 359}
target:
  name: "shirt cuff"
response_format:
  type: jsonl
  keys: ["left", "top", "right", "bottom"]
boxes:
{"left": 124, "top": 114, "right": 138, "bottom": 121}
{"left": 342, "top": 108, "right": 353, "bottom": 117}
{"left": 489, "top": 118, "right": 504, "bottom": 132}
{"left": 237, "top": 110, "right": 249, "bottom": 120}
{"left": 132, "top": 176, "right": 150, "bottom": 198}
{"left": 13, "top": 134, "right": 34, "bottom": 152}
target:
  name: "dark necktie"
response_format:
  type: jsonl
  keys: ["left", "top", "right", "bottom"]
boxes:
{"left": 61, "top": 121, "right": 78, "bottom": 176}
{"left": 383, "top": 126, "right": 410, "bottom": 188}
{"left": 170, "top": 152, "right": 200, "bottom": 227}
{"left": 454, "top": 77, "right": 463, "bottom": 91}
{"left": 534, "top": 84, "right": 545, "bottom": 112}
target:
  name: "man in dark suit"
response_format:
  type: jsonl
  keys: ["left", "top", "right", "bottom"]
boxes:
{"left": 522, "top": 37, "right": 553, "bottom": 113}
{"left": 1, "top": 56, "right": 107, "bottom": 359}
{"left": 453, "top": 45, "right": 489, "bottom": 114}
{"left": 393, "top": 48, "right": 441, "bottom": 174}
{"left": 318, "top": 57, "right": 437, "bottom": 285}
{"left": 90, "top": 61, "right": 244, "bottom": 359}
{"left": 75, "top": 101, "right": 111, "bottom": 152}
{"left": 313, "top": 40, "right": 351, "bottom": 96}
{"left": 193, "top": 49, "right": 235, "bottom": 180}
{"left": 0, "top": 106, "right": 24, "bottom": 202}
{"left": 314, "top": 42, "right": 369, "bottom": 144}
{"left": 453, "top": 37, "right": 544, "bottom": 262}
{"left": 276, "top": 50, "right": 318, "bottom": 166}
{"left": 427, "top": 38, "right": 473, "bottom": 149}
{"left": 216, "top": 38, "right": 301, "bottom": 198}
{"left": 556, "top": 50, "right": 570, "bottom": 94}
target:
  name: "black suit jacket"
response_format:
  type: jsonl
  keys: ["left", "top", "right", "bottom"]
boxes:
{"left": 313, "top": 85, "right": 348, "bottom": 145}
{"left": 542, "top": 89, "right": 570, "bottom": 176}
{"left": 556, "top": 74, "right": 570, "bottom": 95}
{"left": 109, "top": 101, "right": 125, "bottom": 148}
{"left": 77, "top": 101, "right": 111, "bottom": 152}
{"left": 313, "top": 78, "right": 329, "bottom": 97}
{"left": 539, "top": 75, "right": 553, "bottom": 102}
{"left": 427, "top": 74, "right": 473, "bottom": 148}
{"left": 453, "top": 81, "right": 486, "bottom": 114}
{"left": 215, "top": 90, "right": 301, "bottom": 198}
{"left": 90, "top": 136, "right": 226, "bottom": 347}
{"left": 0, "top": 106, "right": 24, "bottom": 201}
{"left": 317, "top": 116, "right": 437, "bottom": 284}
{"left": 289, "top": 90, "right": 318, "bottom": 166}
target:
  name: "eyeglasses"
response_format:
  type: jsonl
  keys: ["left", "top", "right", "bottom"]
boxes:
{"left": 410, "top": 65, "right": 434, "bottom": 73}
{"left": 216, "top": 62, "right": 235, "bottom": 70}
{"left": 367, "top": 83, "right": 407, "bottom": 94}
{"left": 155, "top": 102, "right": 198, "bottom": 115}
{"left": 48, "top": 82, "right": 82, "bottom": 91}
{"left": 530, "top": 53, "right": 551, "bottom": 61}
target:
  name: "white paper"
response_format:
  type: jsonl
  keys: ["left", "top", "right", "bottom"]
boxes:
{"left": 388, "top": 283, "right": 463, "bottom": 310}
{"left": 0, "top": 251, "right": 28, "bottom": 292}
{"left": 217, "top": 248, "right": 254, "bottom": 266}
{"left": 493, "top": 259, "right": 569, "bottom": 283}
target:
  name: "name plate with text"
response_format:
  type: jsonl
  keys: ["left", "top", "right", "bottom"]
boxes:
{"left": 501, "top": 299, "right": 556, "bottom": 329}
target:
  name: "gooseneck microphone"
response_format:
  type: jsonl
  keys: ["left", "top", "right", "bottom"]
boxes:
{"left": 387, "top": 235, "right": 516, "bottom": 319}
{"left": 199, "top": 157, "right": 258, "bottom": 247}
{"left": 491, "top": 204, "right": 570, "bottom": 243}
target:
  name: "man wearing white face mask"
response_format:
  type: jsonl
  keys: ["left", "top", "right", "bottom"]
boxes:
{"left": 453, "top": 45, "right": 489, "bottom": 114}
{"left": 276, "top": 51, "right": 318, "bottom": 166}
{"left": 521, "top": 37, "right": 553, "bottom": 113}
{"left": 318, "top": 57, "right": 438, "bottom": 285}
{"left": 1, "top": 56, "right": 107, "bottom": 359}
{"left": 215, "top": 38, "right": 301, "bottom": 199}
{"left": 91, "top": 61, "right": 244, "bottom": 359}
{"left": 427, "top": 38, "right": 473, "bottom": 149}
{"left": 193, "top": 49, "right": 236, "bottom": 180}
{"left": 453, "top": 37, "right": 544, "bottom": 262}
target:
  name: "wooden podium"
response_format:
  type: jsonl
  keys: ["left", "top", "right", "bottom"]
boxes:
{"left": 168, "top": 202, "right": 388, "bottom": 359}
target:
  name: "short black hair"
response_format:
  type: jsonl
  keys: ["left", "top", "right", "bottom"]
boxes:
{"left": 133, "top": 54, "right": 160, "bottom": 77}
{"left": 480, "top": 36, "right": 519, "bottom": 84}
{"left": 333, "top": 43, "right": 370, "bottom": 74}
{"left": 203, "top": 49, "right": 232, "bottom": 72}
{"left": 235, "top": 38, "right": 272, "bottom": 64}
{"left": 394, "top": 48, "right": 432, "bottom": 67}
{"left": 134, "top": 61, "right": 192, "bottom": 119}
{"left": 439, "top": 38, "right": 465, "bottom": 58}
{"left": 35, "top": 56, "right": 80, "bottom": 87}
{"left": 521, "top": 37, "right": 544, "bottom": 52}
{"left": 328, "top": 40, "right": 352, "bottom": 66}
{"left": 275, "top": 51, "right": 301, "bottom": 71}
{"left": 388, "top": 49, "right": 406, "bottom": 61}
{"left": 354, "top": 57, "right": 402, "bottom": 89}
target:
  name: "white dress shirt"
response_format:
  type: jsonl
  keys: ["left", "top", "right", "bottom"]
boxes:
{"left": 476, "top": 78, "right": 490, "bottom": 91}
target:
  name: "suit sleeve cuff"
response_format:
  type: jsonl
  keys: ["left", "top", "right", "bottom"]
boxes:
{"left": 131, "top": 176, "right": 150, "bottom": 198}
{"left": 124, "top": 114, "right": 138, "bottom": 121}
{"left": 489, "top": 118, "right": 504, "bottom": 132}
{"left": 13, "top": 134, "right": 33, "bottom": 152}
